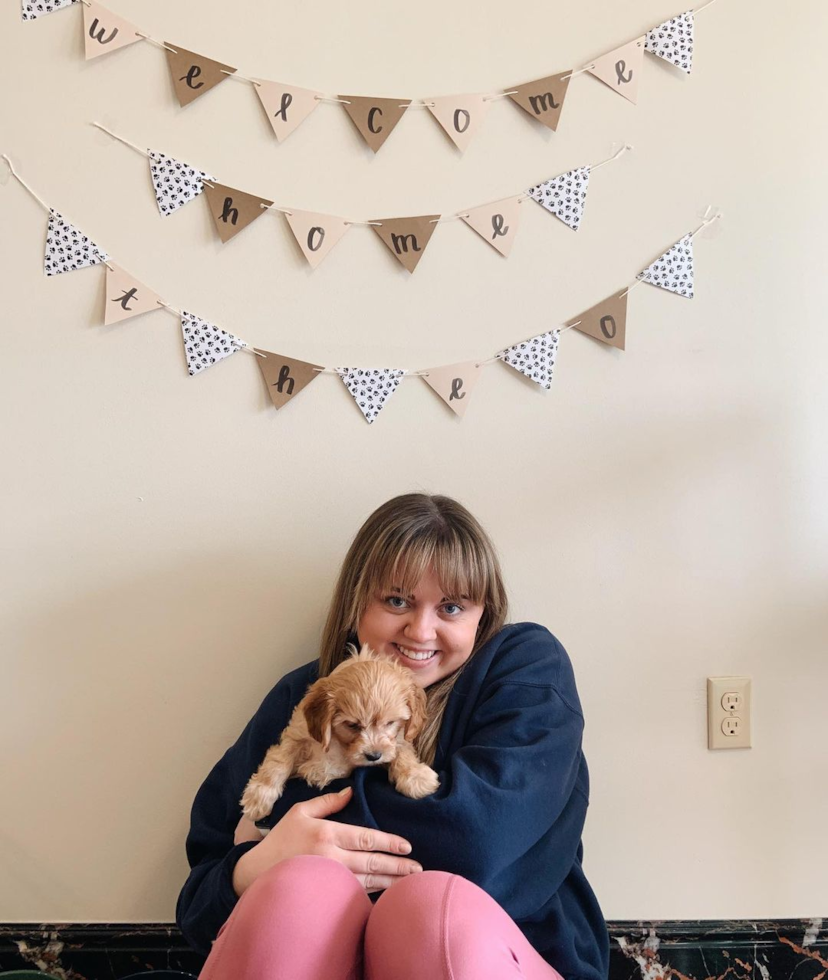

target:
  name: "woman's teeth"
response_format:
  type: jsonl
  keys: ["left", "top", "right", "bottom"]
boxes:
{"left": 394, "top": 644, "right": 437, "bottom": 661}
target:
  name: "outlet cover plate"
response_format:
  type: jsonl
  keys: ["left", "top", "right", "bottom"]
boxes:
{"left": 707, "top": 676, "right": 752, "bottom": 750}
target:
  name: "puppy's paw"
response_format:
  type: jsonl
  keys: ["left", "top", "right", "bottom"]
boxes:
{"left": 240, "top": 778, "right": 284, "bottom": 823}
{"left": 394, "top": 763, "right": 440, "bottom": 799}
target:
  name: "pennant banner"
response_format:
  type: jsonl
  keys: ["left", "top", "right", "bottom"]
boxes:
{"left": 255, "top": 349, "right": 324, "bottom": 409}
{"left": 565, "top": 290, "right": 629, "bottom": 350}
{"left": 461, "top": 197, "right": 522, "bottom": 257}
{"left": 83, "top": 1, "right": 142, "bottom": 60}
{"left": 202, "top": 182, "right": 274, "bottom": 243}
{"left": 149, "top": 150, "right": 215, "bottom": 217}
{"left": 645, "top": 12, "right": 695, "bottom": 74}
{"left": 44, "top": 209, "right": 109, "bottom": 276}
{"left": 337, "top": 368, "right": 406, "bottom": 424}
{"left": 371, "top": 215, "right": 440, "bottom": 273}
{"left": 23, "top": 2, "right": 717, "bottom": 147}
{"left": 284, "top": 210, "right": 350, "bottom": 268}
{"left": 525, "top": 166, "right": 591, "bottom": 231}
{"left": 104, "top": 264, "right": 164, "bottom": 325}
{"left": 427, "top": 93, "right": 490, "bottom": 153}
{"left": 165, "top": 43, "right": 236, "bottom": 108}
{"left": 10, "top": 164, "right": 720, "bottom": 422}
{"left": 636, "top": 234, "right": 695, "bottom": 297}
{"left": 181, "top": 311, "right": 247, "bottom": 376}
{"left": 423, "top": 361, "right": 484, "bottom": 418}
{"left": 587, "top": 36, "right": 646, "bottom": 104}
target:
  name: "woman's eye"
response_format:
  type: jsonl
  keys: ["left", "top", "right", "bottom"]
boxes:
{"left": 443, "top": 603, "right": 464, "bottom": 615}
{"left": 384, "top": 595, "right": 407, "bottom": 609}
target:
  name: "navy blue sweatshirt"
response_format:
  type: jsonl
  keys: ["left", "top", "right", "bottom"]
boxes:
{"left": 176, "top": 623, "right": 609, "bottom": 980}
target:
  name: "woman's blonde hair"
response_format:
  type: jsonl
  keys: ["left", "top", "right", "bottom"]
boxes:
{"left": 318, "top": 493, "right": 508, "bottom": 766}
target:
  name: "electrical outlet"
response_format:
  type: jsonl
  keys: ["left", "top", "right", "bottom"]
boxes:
{"left": 707, "top": 676, "right": 752, "bottom": 749}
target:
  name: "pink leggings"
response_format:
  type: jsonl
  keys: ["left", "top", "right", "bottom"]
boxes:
{"left": 199, "top": 855, "right": 564, "bottom": 980}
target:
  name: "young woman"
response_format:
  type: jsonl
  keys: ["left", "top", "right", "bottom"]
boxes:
{"left": 176, "top": 494, "right": 608, "bottom": 980}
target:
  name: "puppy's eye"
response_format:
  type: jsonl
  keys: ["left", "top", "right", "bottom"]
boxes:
{"left": 384, "top": 721, "right": 397, "bottom": 729}
{"left": 346, "top": 722, "right": 361, "bottom": 732}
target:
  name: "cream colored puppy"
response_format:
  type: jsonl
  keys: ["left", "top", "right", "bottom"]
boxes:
{"left": 241, "top": 645, "right": 440, "bottom": 822}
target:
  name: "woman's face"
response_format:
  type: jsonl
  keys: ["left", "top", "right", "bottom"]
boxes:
{"left": 357, "top": 567, "right": 485, "bottom": 689}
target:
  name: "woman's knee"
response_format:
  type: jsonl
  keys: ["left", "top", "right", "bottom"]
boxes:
{"left": 247, "top": 854, "right": 368, "bottom": 912}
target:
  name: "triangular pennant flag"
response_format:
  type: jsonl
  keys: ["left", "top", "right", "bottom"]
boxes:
{"left": 340, "top": 96, "right": 411, "bottom": 153}
{"left": 565, "top": 290, "right": 628, "bottom": 350}
{"left": 508, "top": 72, "right": 572, "bottom": 131}
{"left": 165, "top": 43, "right": 236, "bottom": 108}
{"left": 588, "top": 36, "right": 645, "bottom": 104}
{"left": 461, "top": 196, "right": 522, "bottom": 257}
{"left": 371, "top": 215, "right": 440, "bottom": 273}
{"left": 284, "top": 210, "right": 350, "bottom": 269}
{"left": 148, "top": 150, "right": 215, "bottom": 217}
{"left": 181, "top": 312, "right": 247, "bottom": 376}
{"left": 636, "top": 234, "right": 695, "bottom": 298}
{"left": 104, "top": 264, "right": 164, "bottom": 325}
{"left": 44, "top": 209, "right": 109, "bottom": 276}
{"left": 254, "top": 80, "right": 323, "bottom": 142}
{"left": 337, "top": 368, "right": 406, "bottom": 424}
{"left": 645, "top": 11, "right": 694, "bottom": 74}
{"left": 255, "top": 349, "right": 323, "bottom": 409}
{"left": 422, "top": 361, "right": 483, "bottom": 418}
{"left": 497, "top": 330, "right": 560, "bottom": 390}
{"left": 426, "top": 94, "right": 490, "bottom": 153}
{"left": 21, "top": 0, "right": 77, "bottom": 22}
{"left": 82, "top": 1, "right": 142, "bottom": 60}
{"left": 526, "top": 166, "right": 591, "bottom": 231}
{"left": 202, "top": 182, "right": 274, "bottom": 243}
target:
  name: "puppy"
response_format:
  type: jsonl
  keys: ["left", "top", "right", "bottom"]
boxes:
{"left": 240, "top": 644, "right": 440, "bottom": 822}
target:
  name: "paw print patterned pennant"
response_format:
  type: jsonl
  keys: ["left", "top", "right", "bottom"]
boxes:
{"left": 44, "top": 209, "right": 109, "bottom": 276}
{"left": 148, "top": 150, "right": 215, "bottom": 217}
{"left": 181, "top": 311, "right": 247, "bottom": 376}
{"left": 645, "top": 11, "right": 694, "bottom": 74}
{"left": 21, "top": 0, "right": 78, "bottom": 21}
{"left": 336, "top": 368, "right": 406, "bottom": 424}
{"left": 636, "top": 234, "right": 695, "bottom": 298}
{"left": 525, "top": 166, "right": 591, "bottom": 231}
{"left": 496, "top": 330, "right": 560, "bottom": 390}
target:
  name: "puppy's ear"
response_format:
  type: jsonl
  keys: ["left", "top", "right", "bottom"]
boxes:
{"left": 303, "top": 681, "right": 335, "bottom": 752}
{"left": 403, "top": 682, "right": 428, "bottom": 742}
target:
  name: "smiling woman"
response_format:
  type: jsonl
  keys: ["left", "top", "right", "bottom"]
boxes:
{"left": 177, "top": 494, "right": 608, "bottom": 980}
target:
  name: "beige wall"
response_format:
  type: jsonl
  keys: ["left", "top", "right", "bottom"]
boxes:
{"left": 2, "top": 0, "right": 826, "bottom": 922}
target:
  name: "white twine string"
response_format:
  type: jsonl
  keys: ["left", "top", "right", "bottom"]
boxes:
{"left": 134, "top": 32, "right": 178, "bottom": 54}
{"left": 690, "top": 207, "right": 723, "bottom": 239}
{"left": 1, "top": 154, "right": 52, "bottom": 213}
{"left": 220, "top": 69, "right": 260, "bottom": 86}
{"left": 693, "top": 0, "right": 719, "bottom": 12}
{"left": 91, "top": 122, "right": 149, "bottom": 158}
{"left": 591, "top": 143, "right": 634, "bottom": 171}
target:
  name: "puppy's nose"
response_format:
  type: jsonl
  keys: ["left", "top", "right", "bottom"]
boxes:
{"left": 363, "top": 751, "right": 382, "bottom": 762}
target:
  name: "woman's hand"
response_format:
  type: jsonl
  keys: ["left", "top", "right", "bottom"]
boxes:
{"left": 231, "top": 786, "right": 422, "bottom": 897}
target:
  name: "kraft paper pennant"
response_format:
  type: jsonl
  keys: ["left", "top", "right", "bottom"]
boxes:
{"left": 526, "top": 166, "right": 591, "bottom": 231}
{"left": 645, "top": 11, "right": 694, "bottom": 74}
{"left": 83, "top": 2, "right": 142, "bottom": 60}
{"left": 255, "top": 349, "right": 323, "bottom": 409}
{"left": 636, "top": 234, "right": 695, "bottom": 298}
{"left": 254, "top": 80, "right": 323, "bottom": 141}
{"left": 104, "top": 264, "right": 164, "bottom": 325}
{"left": 202, "top": 182, "right": 274, "bottom": 243}
{"left": 340, "top": 96, "right": 411, "bottom": 153}
{"left": 588, "top": 36, "right": 645, "bottom": 104}
{"left": 181, "top": 312, "right": 246, "bottom": 376}
{"left": 44, "top": 209, "right": 109, "bottom": 276}
{"left": 461, "top": 197, "right": 522, "bottom": 257}
{"left": 284, "top": 210, "right": 350, "bottom": 269}
{"left": 422, "top": 361, "right": 483, "bottom": 418}
{"left": 497, "top": 330, "right": 560, "bottom": 390}
{"left": 371, "top": 215, "right": 440, "bottom": 273}
{"left": 165, "top": 44, "right": 236, "bottom": 108}
{"left": 21, "top": 0, "right": 77, "bottom": 21}
{"left": 508, "top": 72, "right": 572, "bottom": 131}
{"left": 427, "top": 94, "right": 490, "bottom": 153}
{"left": 148, "top": 150, "right": 215, "bottom": 217}
{"left": 565, "top": 290, "right": 629, "bottom": 350}
{"left": 337, "top": 368, "right": 406, "bottom": 424}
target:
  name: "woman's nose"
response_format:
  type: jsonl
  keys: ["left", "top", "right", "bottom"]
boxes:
{"left": 404, "top": 610, "right": 437, "bottom": 642}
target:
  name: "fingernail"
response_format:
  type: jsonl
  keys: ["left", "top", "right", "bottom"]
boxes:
{"left": 339, "top": 787, "right": 351, "bottom": 796}
{"left": 399, "top": 843, "right": 412, "bottom": 853}
{"left": 412, "top": 864, "right": 423, "bottom": 873}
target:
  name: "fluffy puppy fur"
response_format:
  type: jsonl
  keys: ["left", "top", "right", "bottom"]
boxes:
{"left": 241, "top": 644, "right": 440, "bottom": 821}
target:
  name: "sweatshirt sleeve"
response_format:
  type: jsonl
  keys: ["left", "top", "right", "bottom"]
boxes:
{"left": 354, "top": 626, "right": 588, "bottom": 911}
{"left": 175, "top": 677, "right": 295, "bottom": 955}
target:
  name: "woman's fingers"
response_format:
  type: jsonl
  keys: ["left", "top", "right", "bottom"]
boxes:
{"left": 358, "top": 874, "right": 410, "bottom": 893}
{"left": 334, "top": 824, "right": 413, "bottom": 857}
{"left": 340, "top": 848, "right": 422, "bottom": 878}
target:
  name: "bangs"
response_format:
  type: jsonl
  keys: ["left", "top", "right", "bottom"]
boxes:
{"left": 361, "top": 525, "right": 489, "bottom": 607}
